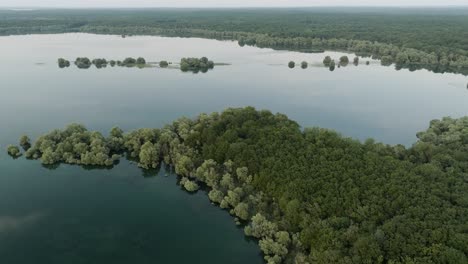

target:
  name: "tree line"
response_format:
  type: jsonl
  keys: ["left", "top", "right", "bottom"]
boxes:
{"left": 58, "top": 57, "right": 214, "bottom": 72}
{"left": 1, "top": 9, "right": 467, "bottom": 75}
{"left": 7, "top": 107, "right": 468, "bottom": 264}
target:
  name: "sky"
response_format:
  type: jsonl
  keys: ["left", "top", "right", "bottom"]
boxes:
{"left": 1, "top": 0, "right": 467, "bottom": 8}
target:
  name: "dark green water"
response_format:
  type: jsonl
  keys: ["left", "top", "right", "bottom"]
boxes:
{"left": 0, "top": 33, "right": 467, "bottom": 263}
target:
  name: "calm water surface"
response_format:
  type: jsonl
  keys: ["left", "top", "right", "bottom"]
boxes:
{"left": 0, "top": 34, "right": 467, "bottom": 263}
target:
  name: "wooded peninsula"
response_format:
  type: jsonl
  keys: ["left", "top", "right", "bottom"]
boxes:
{"left": 7, "top": 107, "right": 468, "bottom": 264}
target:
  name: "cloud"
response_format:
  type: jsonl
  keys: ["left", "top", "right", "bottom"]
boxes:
{"left": 0, "top": 212, "right": 46, "bottom": 233}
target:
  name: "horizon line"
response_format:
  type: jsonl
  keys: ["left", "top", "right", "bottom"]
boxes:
{"left": 1, "top": 5, "right": 468, "bottom": 9}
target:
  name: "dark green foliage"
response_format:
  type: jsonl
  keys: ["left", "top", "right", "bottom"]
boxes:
{"left": 74, "top": 57, "right": 92, "bottom": 69}
{"left": 92, "top": 58, "right": 108, "bottom": 68}
{"left": 329, "top": 60, "right": 336, "bottom": 71}
{"left": 136, "top": 57, "right": 146, "bottom": 65}
{"left": 12, "top": 108, "right": 468, "bottom": 263}
{"left": 180, "top": 57, "right": 214, "bottom": 73}
{"left": 1, "top": 9, "right": 467, "bottom": 74}
{"left": 288, "top": 61, "right": 295, "bottom": 69}
{"left": 57, "top": 58, "right": 70, "bottom": 68}
{"left": 159, "top": 60, "right": 169, "bottom": 67}
{"left": 300, "top": 61, "right": 308, "bottom": 69}
{"left": 339, "top": 55, "right": 349, "bottom": 66}
{"left": 122, "top": 57, "right": 137, "bottom": 66}
{"left": 322, "top": 56, "right": 332, "bottom": 66}
{"left": 353, "top": 56, "right": 359, "bottom": 66}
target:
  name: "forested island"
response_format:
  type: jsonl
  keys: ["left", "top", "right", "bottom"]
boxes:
{"left": 7, "top": 107, "right": 468, "bottom": 263}
{"left": 58, "top": 56, "right": 215, "bottom": 72}
{"left": 1, "top": 8, "right": 467, "bottom": 75}
{"left": 180, "top": 57, "right": 215, "bottom": 73}
{"left": 61, "top": 57, "right": 149, "bottom": 69}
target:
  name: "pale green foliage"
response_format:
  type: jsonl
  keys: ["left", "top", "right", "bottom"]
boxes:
{"left": 264, "top": 255, "right": 282, "bottom": 264}
{"left": 183, "top": 179, "right": 199, "bottom": 192}
{"left": 174, "top": 155, "right": 194, "bottom": 177}
{"left": 233, "top": 202, "right": 249, "bottom": 221}
{"left": 124, "top": 128, "right": 160, "bottom": 158}
{"left": 208, "top": 188, "right": 224, "bottom": 203}
{"left": 108, "top": 126, "right": 124, "bottom": 151}
{"left": 19, "top": 135, "right": 31, "bottom": 150}
{"left": 195, "top": 159, "right": 219, "bottom": 184}
{"left": 220, "top": 199, "right": 230, "bottom": 209}
{"left": 110, "top": 126, "right": 123, "bottom": 138}
{"left": 220, "top": 173, "right": 235, "bottom": 189}
{"left": 275, "top": 231, "right": 291, "bottom": 246}
{"left": 7, "top": 145, "right": 21, "bottom": 157}
{"left": 235, "top": 166, "right": 253, "bottom": 185}
{"left": 244, "top": 213, "right": 278, "bottom": 239}
{"left": 138, "top": 141, "right": 160, "bottom": 169}
{"left": 259, "top": 232, "right": 291, "bottom": 263}
{"left": 224, "top": 187, "right": 244, "bottom": 207}
{"left": 223, "top": 160, "right": 234, "bottom": 173}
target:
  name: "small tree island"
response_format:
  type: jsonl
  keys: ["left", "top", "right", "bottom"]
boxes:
{"left": 58, "top": 58, "right": 70, "bottom": 68}
{"left": 180, "top": 57, "right": 215, "bottom": 73}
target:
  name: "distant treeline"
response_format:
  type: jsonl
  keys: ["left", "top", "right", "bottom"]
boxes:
{"left": 1, "top": 8, "right": 467, "bottom": 75}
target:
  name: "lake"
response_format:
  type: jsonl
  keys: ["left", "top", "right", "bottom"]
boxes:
{"left": 0, "top": 33, "right": 467, "bottom": 263}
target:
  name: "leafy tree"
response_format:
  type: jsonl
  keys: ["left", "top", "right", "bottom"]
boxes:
{"left": 183, "top": 179, "right": 200, "bottom": 192}
{"left": 288, "top": 61, "right": 295, "bottom": 69}
{"left": 339, "top": 55, "right": 349, "bottom": 66}
{"left": 122, "top": 57, "right": 137, "bottom": 66}
{"left": 58, "top": 58, "right": 70, "bottom": 68}
{"left": 19, "top": 135, "right": 31, "bottom": 150}
{"left": 208, "top": 188, "right": 225, "bottom": 203}
{"left": 136, "top": 57, "right": 146, "bottom": 65}
{"left": 159, "top": 60, "right": 169, "bottom": 67}
{"left": 301, "top": 61, "right": 308, "bottom": 69}
{"left": 353, "top": 56, "right": 359, "bottom": 66}
{"left": 138, "top": 142, "right": 160, "bottom": 169}
{"left": 234, "top": 202, "right": 250, "bottom": 221}
{"left": 75, "top": 57, "right": 92, "bottom": 69}
{"left": 329, "top": 60, "right": 336, "bottom": 71}
{"left": 323, "top": 56, "right": 332, "bottom": 66}
{"left": 7, "top": 145, "right": 21, "bottom": 157}
{"left": 244, "top": 213, "right": 278, "bottom": 239}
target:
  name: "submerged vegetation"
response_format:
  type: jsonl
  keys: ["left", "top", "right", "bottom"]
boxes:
{"left": 8, "top": 107, "right": 468, "bottom": 263}
{"left": 2, "top": 9, "right": 467, "bottom": 75}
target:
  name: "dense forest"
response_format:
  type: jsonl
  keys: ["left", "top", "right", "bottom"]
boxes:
{"left": 8, "top": 107, "right": 468, "bottom": 264}
{"left": 0, "top": 8, "right": 467, "bottom": 75}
